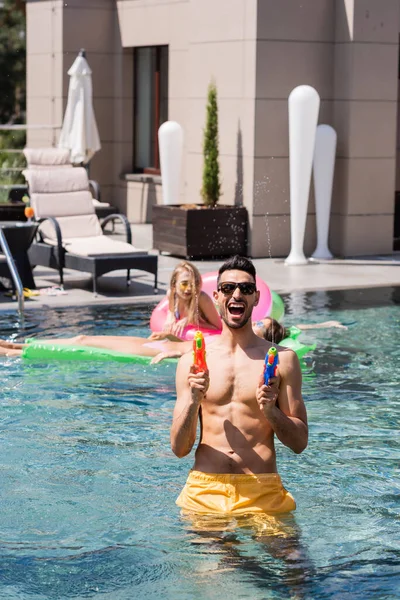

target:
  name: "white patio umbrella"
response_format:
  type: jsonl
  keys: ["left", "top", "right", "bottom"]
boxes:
{"left": 58, "top": 49, "right": 101, "bottom": 165}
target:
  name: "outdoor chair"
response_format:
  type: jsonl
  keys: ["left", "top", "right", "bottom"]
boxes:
{"left": 22, "top": 147, "right": 115, "bottom": 218}
{"left": 23, "top": 167, "right": 158, "bottom": 294}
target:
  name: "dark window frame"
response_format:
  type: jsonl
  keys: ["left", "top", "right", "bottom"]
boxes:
{"left": 133, "top": 45, "right": 168, "bottom": 175}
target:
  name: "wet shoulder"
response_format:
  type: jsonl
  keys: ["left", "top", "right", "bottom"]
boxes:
{"left": 255, "top": 339, "right": 296, "bottom": 360}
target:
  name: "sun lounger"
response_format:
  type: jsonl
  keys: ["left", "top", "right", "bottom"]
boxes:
{"left": 23, "top": 167, "right": 158, "bottom": 294}
{"left": 23, "top": 147, "right": 114, "bottom": 213}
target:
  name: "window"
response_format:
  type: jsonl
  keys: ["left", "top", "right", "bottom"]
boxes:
{"left": 134, "top": 46, "right": 168, "bottom": 174}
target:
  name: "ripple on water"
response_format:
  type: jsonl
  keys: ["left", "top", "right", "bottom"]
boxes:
{"left": 0, "top": 298, "right": 399, "bottom": 599}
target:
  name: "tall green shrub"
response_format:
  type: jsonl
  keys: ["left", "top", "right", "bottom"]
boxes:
{"left": 201, "top": 82, "right": 221, "bottom": 207}
{"left": 0, "top": 0, "right": 26, "bottom": 124}
{"left": 0, "top": 0, "right": 26, "bottom": 201}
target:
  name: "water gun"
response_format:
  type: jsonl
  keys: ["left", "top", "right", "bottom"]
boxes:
{"left": 264, "top": 347, "right": 278, "bottom": 384}
{"left": 193, "top": 331, "right": 208, "bottom": 373}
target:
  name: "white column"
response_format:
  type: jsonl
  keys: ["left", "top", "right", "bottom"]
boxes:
{"left": 311, "top": 124, "right": 337, "bottom": 260}
{"left": 285, "top": 85, "right": 320, "bottom": 265}
{"left": 158, "top": 121, "right": 184, "bottom": 205}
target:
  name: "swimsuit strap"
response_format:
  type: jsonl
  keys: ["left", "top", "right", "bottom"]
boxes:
{"left": 174, "top": 293, "right": 180, "bottom": 320}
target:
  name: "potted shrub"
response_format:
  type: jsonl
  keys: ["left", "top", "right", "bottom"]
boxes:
{"left": 153, "top": 82, "right": 248, "bottom": 258}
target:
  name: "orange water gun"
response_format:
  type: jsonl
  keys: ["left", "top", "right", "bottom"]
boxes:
{"left": 193, "top": 331, "right": 208, "bottom": 373}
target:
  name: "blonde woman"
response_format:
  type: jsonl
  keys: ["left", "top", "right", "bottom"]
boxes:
{"left": 161, "top": 261, "right": 221, "bottom": 338}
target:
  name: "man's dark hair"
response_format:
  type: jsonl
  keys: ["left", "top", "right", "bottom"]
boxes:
{"left": 217, "top": 255, "right": 256, "bottom": 284}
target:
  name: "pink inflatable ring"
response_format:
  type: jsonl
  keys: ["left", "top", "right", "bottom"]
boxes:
{"left": 150, "top": 271, "right": 272, "bottom": 340}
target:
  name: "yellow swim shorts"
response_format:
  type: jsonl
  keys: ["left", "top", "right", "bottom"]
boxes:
{"left": 176, "top": 470, "right": 296, "bottom": 515}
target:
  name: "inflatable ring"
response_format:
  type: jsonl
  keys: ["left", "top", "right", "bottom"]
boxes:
{"left": 22, "top": 327, "right": 315, "bottom": 364}
{"left": 150, "top": 271, "right": 274, "bottom": 340}
{"left": 270, "top": 290, "right": 285, "bottom": 322}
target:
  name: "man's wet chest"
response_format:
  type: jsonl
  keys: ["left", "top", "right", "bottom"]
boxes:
{"left": 206, "top": 354, "right": 264, "bottom": 405}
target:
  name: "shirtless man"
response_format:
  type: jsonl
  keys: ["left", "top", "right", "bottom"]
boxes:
{"left": 171, "top": 255, "right": 308, "bottom": 515}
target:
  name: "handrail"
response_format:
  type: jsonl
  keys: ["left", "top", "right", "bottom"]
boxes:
{"left": 0, "top": 229, "right": 24, "bottom": 317}
{"left": 0, "top": 125, "right": 60, "bottom": 130}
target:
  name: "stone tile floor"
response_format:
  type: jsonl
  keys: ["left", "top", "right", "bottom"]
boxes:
{"left": 0, "top": 224, "right": 399, "bottom": 313}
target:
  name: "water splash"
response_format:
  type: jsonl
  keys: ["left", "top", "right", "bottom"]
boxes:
{"left": 264, "top": 211, "right": 274, "bottom": 345}
{"left": 195, "top": 291, "right": 200, "bottom": 331}
{"left": 255, "top": 174, "right": 275, "bottom": 344}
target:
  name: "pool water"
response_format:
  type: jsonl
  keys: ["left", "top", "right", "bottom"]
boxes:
{"left": 0, "top": 288, "right": 399, "bottom": 599}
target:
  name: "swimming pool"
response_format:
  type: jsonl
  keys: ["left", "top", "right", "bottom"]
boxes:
{"left": 0, "top": 288, "right": 399, "bottom": 599}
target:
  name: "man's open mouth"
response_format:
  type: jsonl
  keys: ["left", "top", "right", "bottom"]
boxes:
{"left": 227, "top": 303, "right": 245, "bottom": 317}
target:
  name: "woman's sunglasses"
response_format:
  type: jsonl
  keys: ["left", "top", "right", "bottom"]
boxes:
{"left": 218, "top": 282, "right": 257, "bottom": 296}
{"left": 178, "top": 281, "right": 193, "bottom": 291}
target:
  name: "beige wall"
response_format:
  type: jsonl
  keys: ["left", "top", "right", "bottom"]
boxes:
{"left": 253, "top": 0, "right": 335, "bottom": 257}
{"left": 331, "top": 0, "right": 399, "bottom": 256}
{"left": 116, "top": 0, "right": 190, "bottom": 216}
{"left": 26, "top": 0, "right": 400, "bottom": 257}
{"left": 253, "top": 0, "right": 399, "bottom": 258}
{"left": 26, "top": 0, "right": 64, "bottom": 147}
{"left": 116, "top": 0, "right": 258, "bottom": 224}
{"left": 27, "top": 0, "right": 128, "bottom": 205}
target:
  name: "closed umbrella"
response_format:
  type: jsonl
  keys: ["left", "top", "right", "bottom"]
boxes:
{"left": 58, "top": 49, "right": 101, "bottom": 165}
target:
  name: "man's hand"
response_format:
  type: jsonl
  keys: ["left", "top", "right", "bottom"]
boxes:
{"left": 256, "top": 371, "right": 280, "bottom": 418}
{"left": 188, "top": 364, "right": 209, "bottom": 404}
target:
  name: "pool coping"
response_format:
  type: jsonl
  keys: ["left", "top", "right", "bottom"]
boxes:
{"left": 0, "top": 252, "right": 399, "bottom": 313}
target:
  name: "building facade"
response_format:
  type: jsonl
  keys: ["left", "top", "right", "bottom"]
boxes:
{"left": 26, "top": 0, "right": 400, "bottom": 257}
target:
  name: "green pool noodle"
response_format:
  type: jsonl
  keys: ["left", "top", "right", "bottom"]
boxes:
{"left": 22, "top": 340, "right": 175, "bottom": 365}
{"left": 22, "top": 326, "right": 315, "bottom": 364}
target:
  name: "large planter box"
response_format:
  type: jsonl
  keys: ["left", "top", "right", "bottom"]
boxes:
{"left": 153, "top": 205, "right": 248, "bottom": 258}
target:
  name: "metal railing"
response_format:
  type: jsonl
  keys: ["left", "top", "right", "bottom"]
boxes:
{"left": 0, "top": 124, "right": 62, "bottom": 318}
{"left": 0, "top": 229, "right": 24, "bottom": 317}
{"left": 0, "top": 123, "right": 60, "bottom": 160}
{"left": 0, "top": 124, "right": 60, "bottom": 200}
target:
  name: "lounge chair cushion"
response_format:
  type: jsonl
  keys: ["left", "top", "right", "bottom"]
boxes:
{"left": 31, "top": 189, "right": 102, "bottom": 240}
{"left": 40, "top": 214, "right": 103, "bottom": 242}
{"left": 23, "top": 167, "right": 88, "bottom": 194}
{"left": 31, "top": 190, "right": 95, "bottom": 218}
{"left": 63, "top": 236, "right": 145, "bottom": 257}
{"left": 24, "top": 147, "right": 72, "bottom": 168}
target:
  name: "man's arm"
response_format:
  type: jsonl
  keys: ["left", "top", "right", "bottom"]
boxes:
{"left": 257, "top": 350, "right": 308, "bottom": 454}
{"left": 170, "top": 352, "right": 209, "bottom": 458}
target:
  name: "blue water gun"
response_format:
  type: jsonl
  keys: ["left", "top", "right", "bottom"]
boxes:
{"left": 264, "top": 347, "right": 278, "bottom": 384}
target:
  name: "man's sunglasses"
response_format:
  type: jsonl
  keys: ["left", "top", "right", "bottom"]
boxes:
{"left": 218, "top": 282, "right": 257, "bottom": 296}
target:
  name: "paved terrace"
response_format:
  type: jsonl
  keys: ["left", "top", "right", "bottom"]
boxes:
{"left": 0, "top": 224, "right": 399, "bottom": 313}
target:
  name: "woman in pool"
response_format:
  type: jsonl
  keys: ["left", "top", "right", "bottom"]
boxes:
{"left": 0, "top": 317, "right": 345, "bottom": 362}
{"left": 252, "top": 317, "right": 347, "bottom": 343}
{"left": 160, "top": 261, "right": 221, "bottom": 337}
{"left": 0, "top": 319, "right": 289, "bottom": 362}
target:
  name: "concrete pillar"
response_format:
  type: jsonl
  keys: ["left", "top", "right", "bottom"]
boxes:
{"left": 331, "top": 0, "right": 399, "bottom": 256}
{"left": 26, "top": 0, "right": 124, "bottom": 205}
{"left": 26, "top": 0, "right": 64, "bottom": 147}
{"left": 252, "top": 0, "right": 335, "bottom": 257}
{"left": 184, "top": 0, "right": 258, "bottom": 225}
